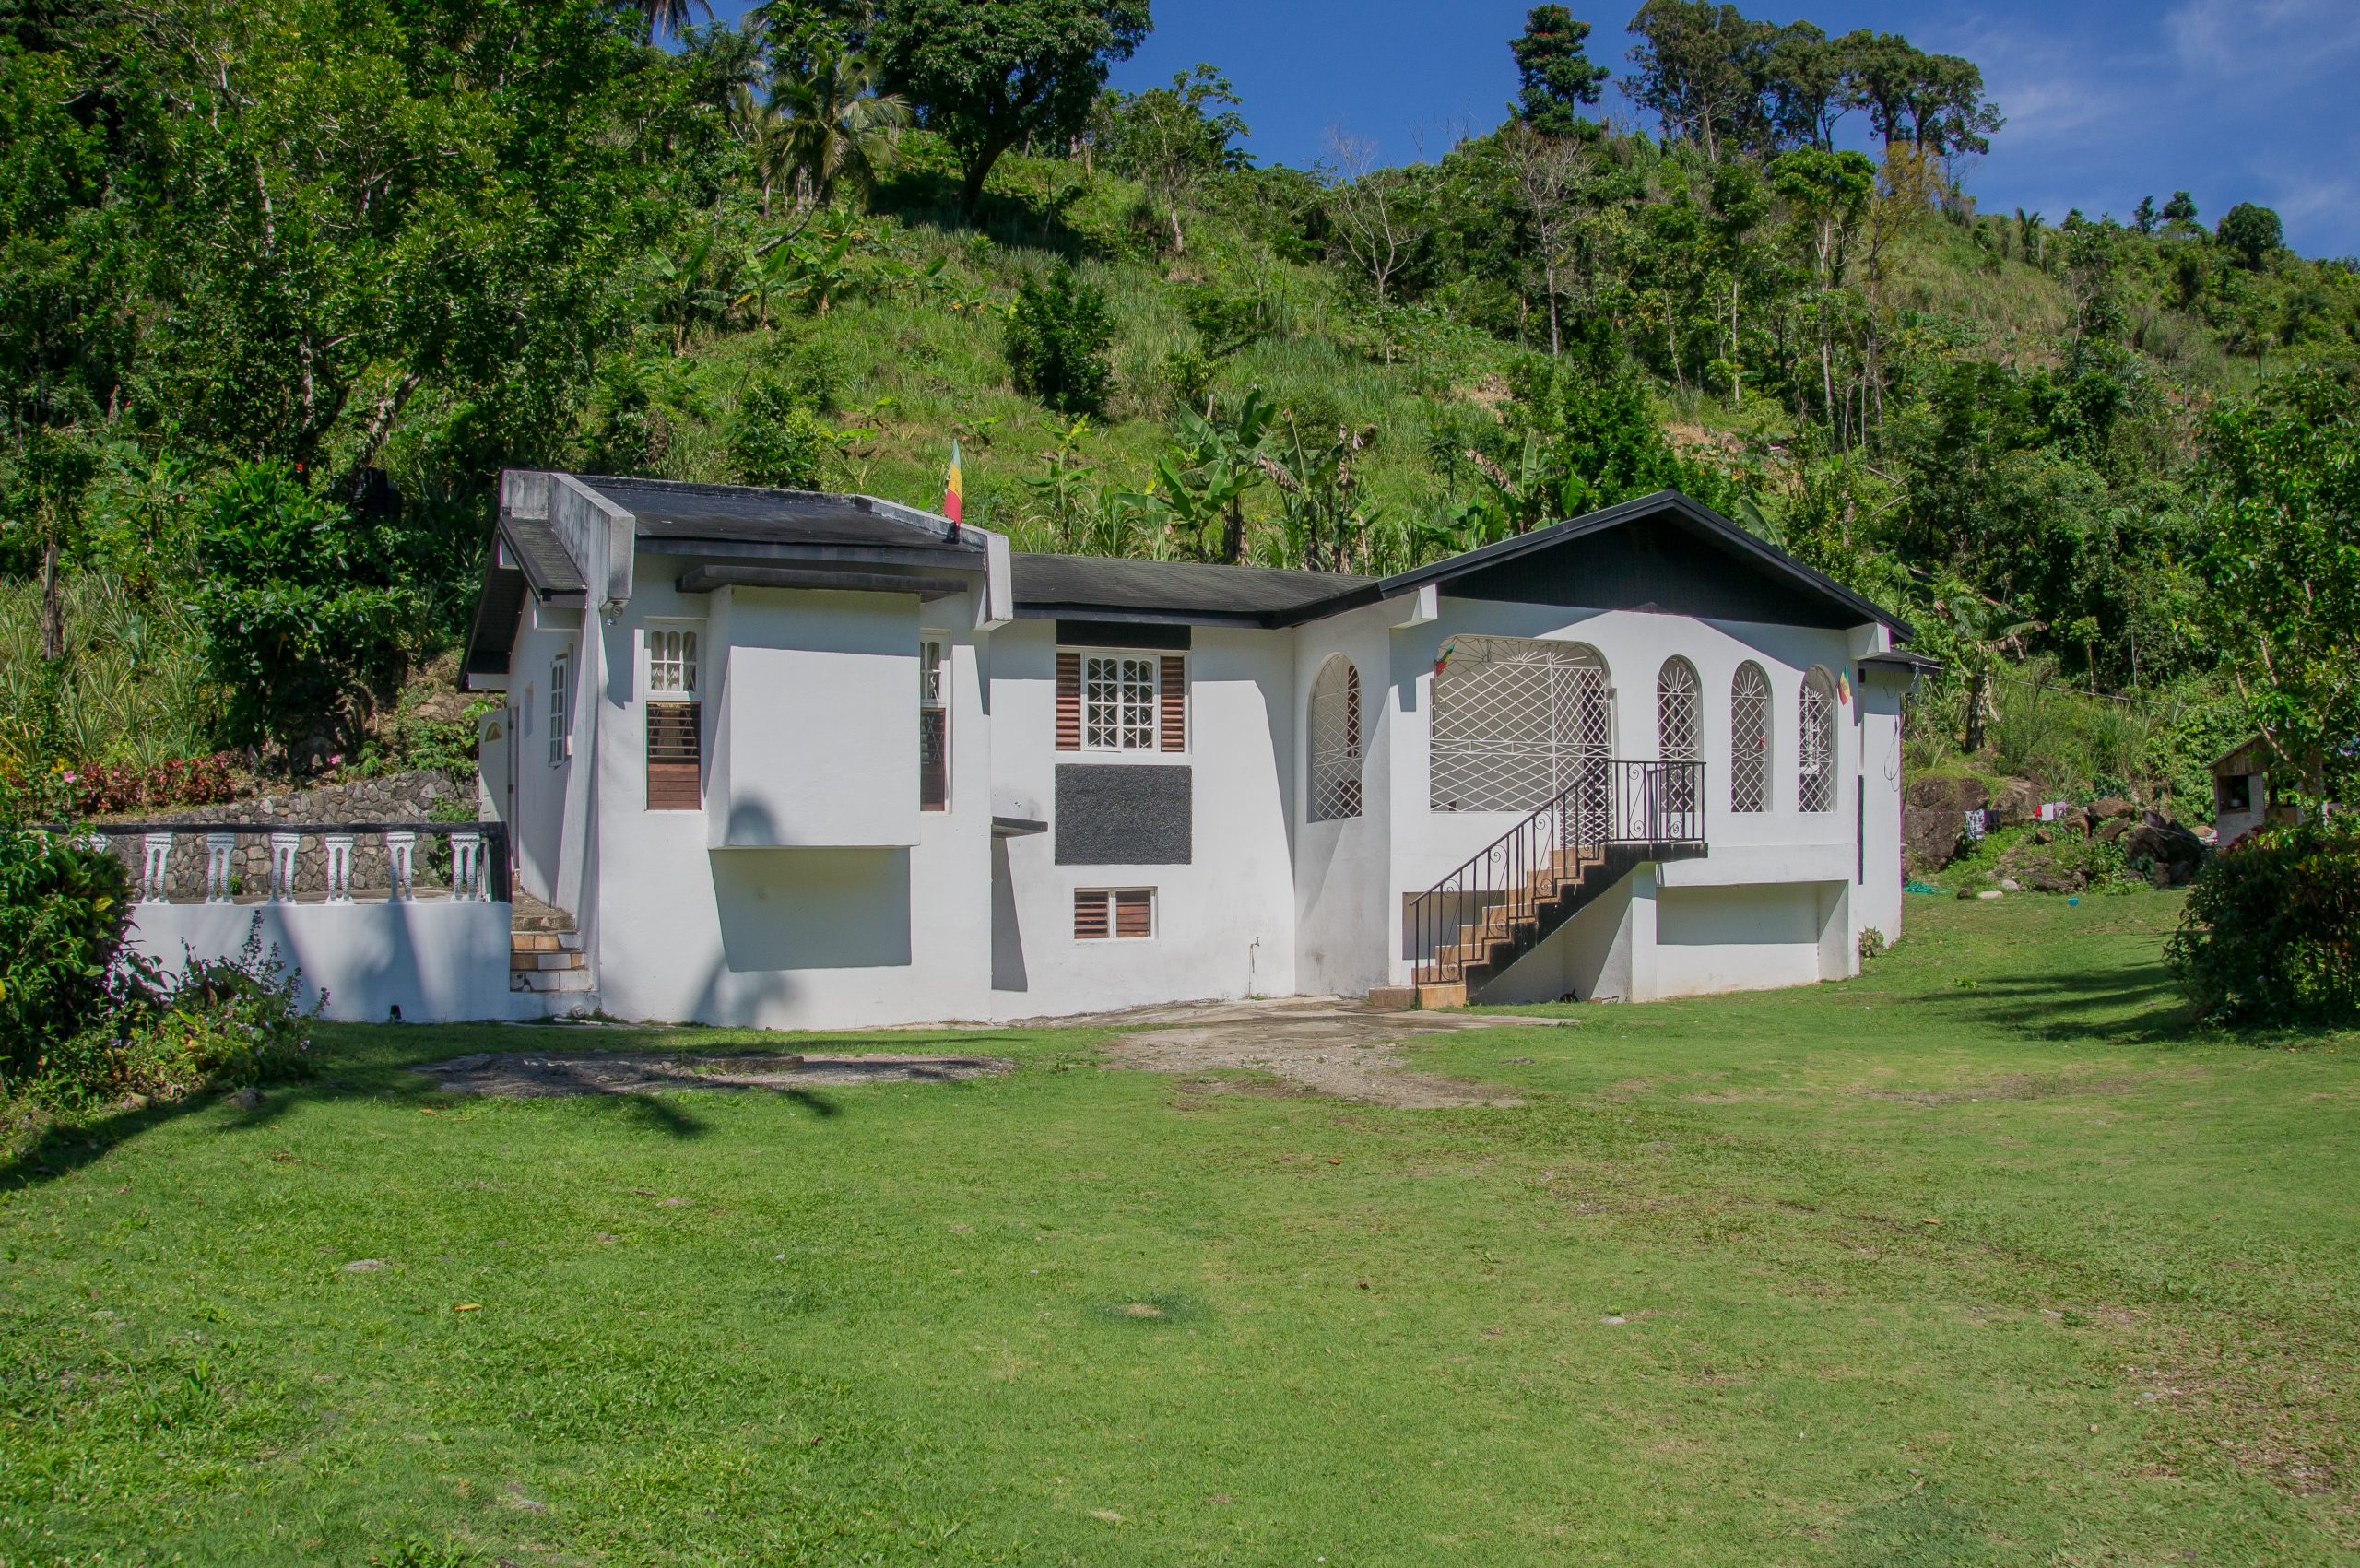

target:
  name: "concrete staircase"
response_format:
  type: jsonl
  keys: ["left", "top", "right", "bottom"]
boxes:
{"left": 511, "top": 891, "right": 592, "bottom": 997}
{"left": 1413, "top": 843, "right": 1705, "bottom": 1008}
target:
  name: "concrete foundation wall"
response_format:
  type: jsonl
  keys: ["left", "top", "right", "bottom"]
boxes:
{"left": 125, "top": 900, "right": 520, "bottom": 1024}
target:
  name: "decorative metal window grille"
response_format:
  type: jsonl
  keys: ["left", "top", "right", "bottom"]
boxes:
{"left": 1430, "top": 636, "right": 1611, "bottom": 812}
{"left": 1799, "top": 666, "right": 1837, "bottom": 812}
{"left": 1657, "top": 658, "right": 1700, "bottom": 761}
{"left": 919, "top": 639, "right": 949, "bottom": 810}
{"left": 1730, "top": 662, "right": 1771, "bottom": 813}
{"left": 1307, "top": 655, "right": 1363, "bottom": 821}
{"left": 649, "top": 627, "right": 698, "bottom": 698}
{"left": 1082, "top": 654, "right": 1160, "bottom": 750}
{"left": 1657, "top": 656, "right": 1700, "bottom": 815}
{"left": 549, "top": 649, "right": 572, "bottom": 768}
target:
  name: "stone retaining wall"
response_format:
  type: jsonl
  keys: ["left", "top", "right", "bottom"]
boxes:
{"left": 98, "top": 770, "right": 478, "bottom": 901}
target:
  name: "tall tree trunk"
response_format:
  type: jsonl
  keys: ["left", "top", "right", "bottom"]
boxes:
{"left": 39, "top": 536, "right": 63, "bottom": 662}
{"left": 1168, "top": 204, "right": 1186, "bottom": 256}
{"left": 1221, "top": 497, "right": 1244, "bottom": 565}
{"left": 1728, "top": 277, "right": 1741, "bottom": 408}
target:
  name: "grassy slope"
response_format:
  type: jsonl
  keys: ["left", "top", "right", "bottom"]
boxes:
{"left": 5, "top": 892, "right": 2357, "bottom": 1564}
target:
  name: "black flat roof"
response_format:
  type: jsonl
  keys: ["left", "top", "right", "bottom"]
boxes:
{"left": 577, "top": 476, "right": 982, "bottom": 556}
{"left": 1013, "top": 554, "right": 1374, "bottom": 627}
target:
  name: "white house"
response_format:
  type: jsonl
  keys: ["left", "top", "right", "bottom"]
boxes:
{"left": 460, "top": 471, "right": 1928, "bottom": 1028}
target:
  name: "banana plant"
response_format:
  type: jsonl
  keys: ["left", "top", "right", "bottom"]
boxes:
{"left": 1152, "top": 389, "right": 1276, "bottom": 564}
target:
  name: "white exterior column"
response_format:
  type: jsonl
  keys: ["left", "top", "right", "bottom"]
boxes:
{"left": 1625, "top": 863, "right": 1661, "bottom": 1002}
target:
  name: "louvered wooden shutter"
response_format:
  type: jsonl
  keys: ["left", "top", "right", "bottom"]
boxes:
{"left": 1159, "top": 655, "right": 1185, "bottom": 751}
{"left": 1073, "top": 890, "right": 1110, "bottom": 939}
{"left": 646, "top": 704, "right": 702, "bottom": 809}
{"left": 1056, "top": 651, "right": 1080, "bottom": 751}
{"left": 1114, "top": 889, "right": 1153, "bottom": 938}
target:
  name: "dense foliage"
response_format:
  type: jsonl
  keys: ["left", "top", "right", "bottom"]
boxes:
{"left": 2169, "top": 820, "right": 2360, "bottom": 1029}
{"left": 0, "top": 0, "right": 2353, "bottom": 811}
{"left": 0, "top": 827, "right": 135, "bottom": 1085}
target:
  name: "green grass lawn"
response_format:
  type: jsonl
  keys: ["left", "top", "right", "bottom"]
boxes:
{"left": 6, "top": 892, "right": 2358, "bottom": 1565}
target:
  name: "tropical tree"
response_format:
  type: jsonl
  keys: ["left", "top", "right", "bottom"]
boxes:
{"left": 2197, "top": 371, "right": 2360, "bottom": 801}
{"left": 2216, "top": 202, "right": 2284, "bottom": 270}
{"left": 754, "top": 41, "right": 911, "bottom": 218}
{"left": 1155, "top": 390, "right": 1277, "bottom": 563}
{"left": 1105, "top": 65, "right": 1248, "bottom": 255}
{"left": 872, "top": 0, "right": 1150, "bottom": 217}
{"left": 1509, "top": 5, "right": 1611, "bottom": 138}
{"left": 634, "top": 0, "right": 711, "bottom": 41}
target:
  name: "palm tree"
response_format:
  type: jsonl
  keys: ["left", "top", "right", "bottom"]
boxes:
{"left": 752, "top": 42, "right": 910, "bottom": 218}
{"left": 634, "top": 0, "right": 710, "bottom": 41}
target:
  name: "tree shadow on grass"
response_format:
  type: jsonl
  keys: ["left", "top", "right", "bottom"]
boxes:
{"left": 1930, "top": 959, "right": 2204, "bottom": 1046}
{"left": 0, "top": 1033, "right": 718, "bottom": 1196}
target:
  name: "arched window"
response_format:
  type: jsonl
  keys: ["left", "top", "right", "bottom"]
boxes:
{"left": 1730, "top": 661, "right": 1771, "bottom": 813}
{"left": 1799, "top": 666, "right": 1837, "bottom": 812}
{"left": 1657, "top": 658, "right": 1700, "bottom": 762}
{"left": 1308, "top": 655, "right": 1363, "bottom": 821}
{"left": 1431, "top": 636, "right": 1610, "bottom": 811}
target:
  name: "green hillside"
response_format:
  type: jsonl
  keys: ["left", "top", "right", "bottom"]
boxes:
{"left": 4, "top": 0, "right": 2357, "bottom": 810}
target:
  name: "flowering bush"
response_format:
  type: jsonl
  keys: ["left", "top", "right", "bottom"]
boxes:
{"left": 67, "top": 752, "right": 243, "bottom": 816}
{"left": 120, "top": 916, "right": 320, "bottom": 1098}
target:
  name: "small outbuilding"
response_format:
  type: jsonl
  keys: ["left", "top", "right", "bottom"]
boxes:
{"left": 2211, "top": 736, "right": 2291, "bottom": 847}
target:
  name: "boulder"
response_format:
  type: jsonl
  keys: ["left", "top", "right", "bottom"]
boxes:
{"left": 2089, "top": 796, "right": 2136, "bottom": 823}
{"left": 1906, "top": 774, "right": 1989, "bottom": 812}
{"left": 2058, "top": 805, "right": 2091, "bottom": 836}
{"left": 1906, "top": 810, "right": 1970, "bottom": 873}
{"left": 1991, "top": 779, "right": 2040, "bottom": 824}
{"left": 2094, "top": 818, "right": 2132, "bottom": 844}
{"left": 2125, "top": 819, "right": 2207, "bottom": 887}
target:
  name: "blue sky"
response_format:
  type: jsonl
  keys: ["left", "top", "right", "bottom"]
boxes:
{"left": 705, "top": 0, "right": 2360, "bottom": 255}
{"left": 1102, "top": 0, "right": 2360, "bottom": 255}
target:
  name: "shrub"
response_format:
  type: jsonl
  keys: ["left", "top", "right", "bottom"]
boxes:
{"left": 66, "top": 751, "right": 242, "bottom": 816}
{"left": 727, "top": 380, "right": 832, "bottom": 489}
{"left": 121, "top": 917, "right": 319, "bottom": 1098}
{"left": 195, "top": 462, "right": 415, "bottom": 770}
{"left": 2167, "top": 819, "right": 2360, "bottom": 1028}
{"left": 0, "top": 828, "right": 141, "bottom": 1086}
{"left": 1007, "top": 265, "right": 1115, "bottom": 416}
{"left": 1858, "top": 926, "right": 1888, "bottom": 961}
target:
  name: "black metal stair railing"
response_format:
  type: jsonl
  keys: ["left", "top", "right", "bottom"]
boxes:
{"left": 1408, "top": 760, "right": 1705, "bottom": 987}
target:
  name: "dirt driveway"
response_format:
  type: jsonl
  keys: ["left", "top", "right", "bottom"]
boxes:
{"left": 1021, "top": 996, "right": 1575, "bottom": 1109}
{"left": 410, "top": 999, "right": 1572, "bottom": 1109}
{"left": 410, "top": 1050, "right": 1009, "bottom": 1098}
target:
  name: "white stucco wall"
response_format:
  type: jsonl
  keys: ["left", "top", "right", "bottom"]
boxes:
{"left": 1380, "top": 598, "right": 1894, "bottom": 997}
{"left": 580, "top": 563, "right": 997, "bottom": 1028}
{"left": 1291, "top": 603, "right": 1398, "bottom": 998}
{"left": 984, "top": 620, "right": 1300, "bottom": 1016}
{"left": 705, "top": 586, "right": 922, "bottom": 848}
{"left": 126, "top": 900, "right": 521, "bottom": 1024}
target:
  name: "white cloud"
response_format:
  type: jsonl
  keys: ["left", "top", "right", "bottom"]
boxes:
{"left": 2164, "top": 0, "right": 2360, "bottom": 78}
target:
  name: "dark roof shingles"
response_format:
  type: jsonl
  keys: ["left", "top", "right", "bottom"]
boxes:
{"left": 1012, "top": 554, "right": 1373, "bottom": 621}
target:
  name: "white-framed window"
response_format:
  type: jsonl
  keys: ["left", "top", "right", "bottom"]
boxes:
{"left": 1730, "top": 661, "right": 1771, "bottom": 813}
{"left": 1082, "top": 653, "right": 1161, "bottom": 751}
{"left": 549, "top": 647, "right": 573, "bottom": 768}
{"left": 1308, "top": 654, "right": 1363, "bottom": 821}
{"left": 919, "top": 637, "right": 950, "bottom": 810}
{"left": 1799, "top": 666, "right": 1837, "bottom": 813}
{"left": 644, "top": 622, "right": 704, "bottom": 811}
{"left": 648, "top": 625, "right": 699, "bottom": 700}
{"left": 1074, "top": 888, "right": 1155, "bottom": 940}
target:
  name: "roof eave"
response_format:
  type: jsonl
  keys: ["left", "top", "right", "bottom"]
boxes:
{"left": 1298, "top": 489, "right": 1916, "bottom": 641}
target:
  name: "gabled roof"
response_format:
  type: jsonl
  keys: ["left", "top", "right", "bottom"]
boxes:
{"left": 1012, "top": 554, "right": 1373, "bottom": 628}
{"left": 1300, "top": 489, "right": 1912, "bottom": 638}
